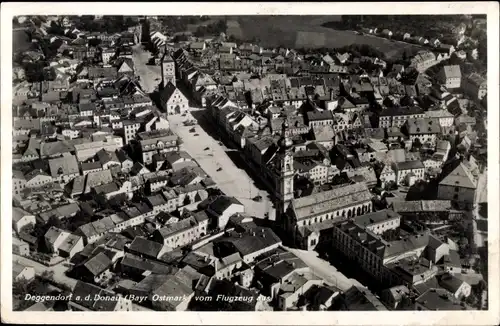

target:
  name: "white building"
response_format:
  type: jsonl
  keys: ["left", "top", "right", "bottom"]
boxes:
{"left": 394, "top": 160, "right": 425, "bottom": 186}
{"left": 424, "top": 110, "right": 455, "bottom": 128}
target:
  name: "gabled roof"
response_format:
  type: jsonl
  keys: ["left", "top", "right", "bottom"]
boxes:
{"left": 159, "top": 82, "right": 180, "bottom": 102}
{"left": 442, "top": 65, "right": 461, "bottom": 79}
{"left": 48, "top": 154, "right": 79, "bottom": 177}
{"left": 116, "top": 57, "right": 135, "bottom": 72}
{"left": 439, "top": 162, "right": 476, "bottom": 189}
{"left": 207, "top": 196, "right": 243, "bottom": 215}
{"left": 129, "top": 236, "right": 164, "bottom": 259}
{"left": 83, "top": 251, "right": 112, "bottom": 276}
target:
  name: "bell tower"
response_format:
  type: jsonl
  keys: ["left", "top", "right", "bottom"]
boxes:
{"left": 161, "top": 51, "right": 176, "bottom": 88}
{"left": 276, "top": 118, "right": 294, "bottom": 225}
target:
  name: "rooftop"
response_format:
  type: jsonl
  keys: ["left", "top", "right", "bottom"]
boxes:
{"left": 293, "top": 183, "right": 372, "bottom": 220}
{"left": 416, "top": 288, "right": 472, "bottom": 310}
{"left": 353, "top": 209, "right": 400, "bottom": 228}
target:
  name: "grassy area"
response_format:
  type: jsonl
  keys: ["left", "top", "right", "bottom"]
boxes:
{"left": 13, "top": 30, "right": 32, "bottom": 53}
{"left": 226, "top": 15, "right": 420, "bottom": 60}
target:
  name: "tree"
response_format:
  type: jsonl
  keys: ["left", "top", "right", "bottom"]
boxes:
{"left": 24, "top": 61, "right": 46, "bottom": 83}
{"left": 88, "top": 38, "right": 101, "bottom": 47}
{"left": 412, "top": 138, "right": 422, "bottom": 151}
{"left": 459, "top": 237, "right": 469, "bottom": 247}
{"left": 47, "top": 21, "right": 65, "bottom": 36}
{"left": 40, "top": 270, "right": 55, "bottom": 282}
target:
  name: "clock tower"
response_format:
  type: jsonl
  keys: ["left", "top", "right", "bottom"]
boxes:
{"left": 276, "top": 118, "right": 294, "bottom": 227}
{"left": 161, "top": 51, "right": 176, "bottom": 88}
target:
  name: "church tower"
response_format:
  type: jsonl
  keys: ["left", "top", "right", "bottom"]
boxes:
{"left": 276, "top": 118, "right": 294, "bottom": 226}
{"left": 161, "top": 51, "right": 176, "bottom": 88}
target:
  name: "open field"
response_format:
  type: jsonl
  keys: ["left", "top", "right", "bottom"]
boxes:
{"left": 13, "top": 29, "right": 32, "bottom": 54}
{"left": 227, "top": 15, "right": 421, "bottom": 60}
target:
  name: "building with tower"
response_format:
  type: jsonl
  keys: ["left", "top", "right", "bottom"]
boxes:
{"left": 274, "top": 118, "right": 295, "bottom": 225}
{"left": 161, "top": 53, "right": 176, "bottom": 87}
{"left": 262, "top": 116, "right": 373, "bottom": 250}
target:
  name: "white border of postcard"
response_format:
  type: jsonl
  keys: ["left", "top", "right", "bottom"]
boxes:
{"left": 1, "top": 2, "right": 499, "bottom": 325}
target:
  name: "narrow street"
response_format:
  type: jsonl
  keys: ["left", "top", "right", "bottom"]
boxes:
{"left": 14, "top": 254, "right": 77, "bottom": 290}
{"left": 284, "top": 246, "right": 363, "bottom": 292}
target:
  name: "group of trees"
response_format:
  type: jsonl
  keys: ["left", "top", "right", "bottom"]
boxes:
{"left": 159, "top": 16, "right": 210, "bottom": 34}
{"left": 337, "top": 44, "right": 387, "bottom": 60}
{"left": 46, "top": 21, "right": 67, "bottom": 36}
{"left": 13, "top": 271, "right": 57, "bottom": 311}
{"left": 28, "top": 211, "right": 93, "bottom": 249}
{"left": 75, "top": 15, "right": 138, "bottom": 34}
{"left": 326, "top": 15, "right": 471, "bottom": 41}
{"left": 22, "top": 61, "right": 55, "bottom": 83}
{"left": 193, "top": 19, "right": 227, "bottom": 38}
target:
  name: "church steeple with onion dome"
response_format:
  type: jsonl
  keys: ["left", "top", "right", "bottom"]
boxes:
{"left": 276, "top": 116, "right": 294, "bottom": 224}
{"left": 278, "top": 117, "right": 293, "bottom": 151}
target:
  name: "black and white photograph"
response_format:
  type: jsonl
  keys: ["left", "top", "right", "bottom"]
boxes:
{"left": 1, "top": 2, "right": 499, "bottom": 325}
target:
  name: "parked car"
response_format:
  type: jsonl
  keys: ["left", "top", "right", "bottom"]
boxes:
{"left": 189, "top": 127, "right": 196, "bottom": 133}
{"left": 252, "top": 195, "right": 263, "bottom": 202}
{"left": 217, "top": 167, "right": 222, "bottom": 172}
{"left": 194, "top": 133, "right": 199, "bottom": 136}
{"left": 204, "top": 147, "right": 210, "bottom": 151}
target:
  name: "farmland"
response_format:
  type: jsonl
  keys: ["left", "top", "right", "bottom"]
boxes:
{"left": 226, "top": 15, "right": 422, "bottom": 60}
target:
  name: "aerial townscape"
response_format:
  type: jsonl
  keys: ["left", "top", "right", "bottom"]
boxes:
{"left": 11, "top": 15, "right": 488, "bottom": 312}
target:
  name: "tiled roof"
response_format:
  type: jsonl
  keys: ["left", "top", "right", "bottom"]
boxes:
{"left": 48, "top": 155, "right": 79, "bottom": 177}
{"left": 439, "top": 162, "right": 476, "bottom": 189}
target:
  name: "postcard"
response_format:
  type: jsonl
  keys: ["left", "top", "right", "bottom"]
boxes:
{"left": 1, "top": 2, "right": 498, "bottom": 325}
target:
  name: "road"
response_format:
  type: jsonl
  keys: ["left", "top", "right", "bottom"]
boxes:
{"left": 470, "top": 170, "right": 488, "bottom": 248}
{"left": 14, "top": 254, "right": 77, "bottom": 290}
{"left": 130, "top": 43, "right": 274, "bottom": 219}
{"left": 284, "top": 246, "right": 362, "bottom": 292}
{"left": 168, "top": 110, "right": 274, "bottom": 219}
{"left": 131, "top": 44, "right": 161, "bottom": 93}
{"left": 472, "top": 170, "right": 487, "bottom": 221}
{"left": 475, "top": 170, "right": 488, "bottom": 205}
